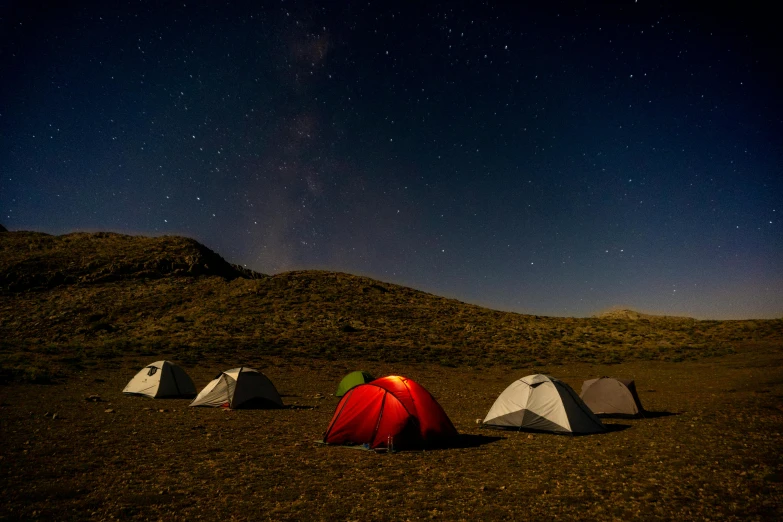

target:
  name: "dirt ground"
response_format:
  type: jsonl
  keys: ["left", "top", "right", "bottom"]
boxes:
{"left": 1, "top": 343, "right": 782, "bottom": 521}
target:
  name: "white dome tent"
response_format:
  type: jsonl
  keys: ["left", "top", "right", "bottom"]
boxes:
{"left": 483, "top": 374, "right": 606, "bottom": 434}
{"left": 123, "top": 361, "right": 196, "bottom": 399}
{"left": 190, "top": 367, "right": 283, "bottom": 409}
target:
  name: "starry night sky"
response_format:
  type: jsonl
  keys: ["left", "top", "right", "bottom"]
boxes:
{"left": 1, "top": 1, "right": 781, "bottom": 319}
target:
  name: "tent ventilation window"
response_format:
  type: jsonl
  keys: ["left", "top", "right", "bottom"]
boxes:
{"left": 147, "top": 367, "right": 158, "bottom": 376}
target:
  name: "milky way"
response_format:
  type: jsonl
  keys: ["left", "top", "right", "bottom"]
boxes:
{"left": 1, "top": 1, "right": 781, "bottom": 318}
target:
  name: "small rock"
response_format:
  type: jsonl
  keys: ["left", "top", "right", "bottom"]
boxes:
{"left": 475, "top": 418, "right": 482, "bottom": 424}
{"left": 104, "top": 408, "right": 114, "bottom": 413}
{"left": 527, "top": 434, "right": 534, "bottom": 439}
{"left": 52, "top": 413, "right": 58, "bottom": 420}
{"left": 158, "top": 409, "right": 167, "bottom": 413}
{"left": 86, "top": 395, "right": 102, "bottom": 402}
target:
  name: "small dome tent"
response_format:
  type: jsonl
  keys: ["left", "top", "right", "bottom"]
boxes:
{"left": 335, "top": 370, "right": 375, "bottom": 397}
{"left": 483, "top": 374, "right": 606, "bottom": 434}
{"left": 123, "top": 361, "right": 196, "bottom": 399}
{"left": 323, "top": 375, "right": 458, "bottom": 450}
{"left": 190, "top": 367, "right": 283, "bottom": 409}
{"left": 580, "top": 377, "right": 644, "bottom": 416}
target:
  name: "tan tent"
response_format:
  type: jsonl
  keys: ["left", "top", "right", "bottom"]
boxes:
{"left": 580, "top": 377, "right": 644, "bottom": 416}
{"left": 123, "top": 361, "right": 196, "bottom": 399}
{"left": 190, "top": 367, "right": 283, "bottom": 409}
{"left": 483, "top": 374, "right": 606, "bottom": 434}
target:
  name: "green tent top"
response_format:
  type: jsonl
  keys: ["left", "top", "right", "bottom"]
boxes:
{"left": 335, "top": 371, "right": 375, "bottom": 397}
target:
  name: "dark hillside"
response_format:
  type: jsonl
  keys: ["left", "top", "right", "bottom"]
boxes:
{"left": 0, "top": 231, "right": 263, "bottom": 292}
{"left": 0, "top": 230, "right": 781, "bottom": 382}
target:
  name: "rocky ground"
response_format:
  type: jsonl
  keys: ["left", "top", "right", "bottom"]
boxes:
{"left": 1, "top": 342, "right": 781, "bottom": 521}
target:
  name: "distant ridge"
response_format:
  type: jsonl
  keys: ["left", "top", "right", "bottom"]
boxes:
{"left": 0, "top": 230, "right": 265, "bottom": 292}
{"left": 595, "top": 308, "right": 695, "bottom": 322}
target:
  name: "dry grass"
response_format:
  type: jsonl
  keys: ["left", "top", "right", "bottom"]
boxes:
{"left": 1, "top": 230, "right": 782, "bottom": 519}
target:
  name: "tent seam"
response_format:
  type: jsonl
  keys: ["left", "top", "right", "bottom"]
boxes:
{"left": 370, "top": 392, "right": 388, "bottom": 445}
{"left": 366, "top": 382, "right": 415, "bottom": 417}
{"left": 168, "top": 362, "right": 182, "bottom": 397}
{"left": 323, "top": 388, "right": 354, "bottom": 441}
{"left": 558, "top": 380, "right": 605, "bottom": 431}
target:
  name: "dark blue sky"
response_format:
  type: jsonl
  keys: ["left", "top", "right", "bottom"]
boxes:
{"left": 2, "top": 1, "right": 781, "bottom": 319}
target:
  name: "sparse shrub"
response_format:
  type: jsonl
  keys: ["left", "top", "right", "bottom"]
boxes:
{"left": 21, "top": 365, "right": 56, "bottom": 383}
{"left": 0, "top": 355, "right": 59, "bottom": 384}
{"left": 90, "top": 321, "right": 114, "bottom": 333}
{"left": 179, "top": 348, "right": 203, "bottom": 365}
{"left": 91, "top": 346, "right": 119, "bottom": 359}
{"left": 38, "top": 344, "right": 64, "bottom": 355}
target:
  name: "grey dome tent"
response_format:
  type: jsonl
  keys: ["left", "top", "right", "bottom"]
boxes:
{"left": 483, "top": 374, "right": 606, "bottom": 434}
{"left": 190, "top": 367, "right": 283, "bottom": 409}
{"left": 123, "top": 361, "right": 196, "bottom": 399}
{"left": 580, "top": 377, "right": 644, "bottom": 416}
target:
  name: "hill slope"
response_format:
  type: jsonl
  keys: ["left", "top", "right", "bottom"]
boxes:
{"left": 0, "top": 231, "right": 262, "bottom": 292}
{"left": 0, "top": 230, "right": 781, "bottom": 381}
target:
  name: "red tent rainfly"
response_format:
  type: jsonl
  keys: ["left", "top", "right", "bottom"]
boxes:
{"left": 322, "top": 375, "right": 458, "bottom": 450}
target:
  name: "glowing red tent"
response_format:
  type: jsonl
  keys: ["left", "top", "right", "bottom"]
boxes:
{"left": 322, "top": 375, "right": 458, "bottom": 450}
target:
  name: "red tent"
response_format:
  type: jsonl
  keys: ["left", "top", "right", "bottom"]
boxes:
{"left": 322, "top": 375, "right": 458, "bottom": 450}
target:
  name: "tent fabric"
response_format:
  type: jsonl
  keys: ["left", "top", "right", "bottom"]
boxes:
{"left": 335, "top": 371, "right": 375, "bottom": 397}
{"left": 122, "top": 360, "right": 196, "bottom": 399}
{"left": 190, "top": 367, "right": 283, "bottom": 409}
{"left": 483, "top": 374, "right": 606, "bottom": 434}
{"left": 323, "top": 375, "right": 458, "bottom": 450}
{"left": 580, "top": 377, "right": 644, "bottom": 416}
